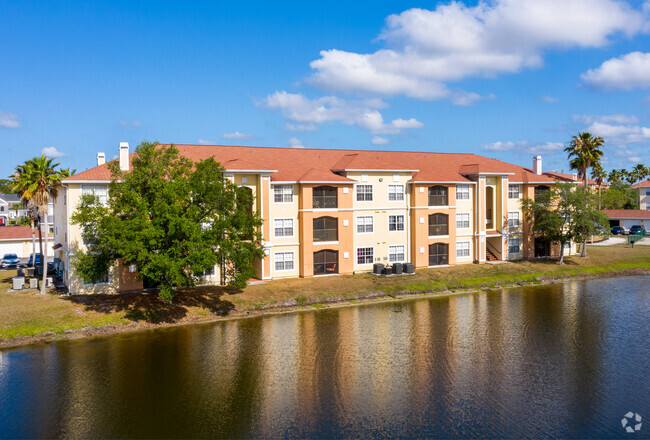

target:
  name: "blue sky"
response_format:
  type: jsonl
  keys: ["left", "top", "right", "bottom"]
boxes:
{"left": 2, "top": 0, "right": 650, "bottom": 179}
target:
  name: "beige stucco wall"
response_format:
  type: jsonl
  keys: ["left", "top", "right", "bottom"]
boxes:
{"left": 639, "top": 187, "right": 650, "bottom": 210}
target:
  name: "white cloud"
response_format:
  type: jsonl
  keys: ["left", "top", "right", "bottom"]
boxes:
{"left": 198, "top": 139, "right": 214, "bottom": 145}
{"left": 371, "top": 136, "right": 390, "bottom": 145}
{"left": 222, "top": 131, "right": 255, "bottom": 140}
{"left": 582, "top": 52, "right": 650, "bottom": 90}
{"left": 120, "top": 120, "right": 141, "bottom": 127}
{"left": 586, "top": 121, "right": 650, "bottom": 143}
{"left": 264, "top": 91, "right": 424, "bottom": 135}
{"left": 41, "top": 146, "right": 66, "bottom": 158}
{"left": 286, "top": 123, "right": 318, "bottom": 131}
{"left": 0, "top": 110, "right": 19, "bottom": 128}
{"left": 308, "top": 0, "right": 648, "bottom": 101}
{"left": 541, "top": 96, "right": 560, "bottom": 103}
{"left": 450, "top": 91, "right": 484, "bottom": 106}
{"left": 575, "top": 113, "right": 640, "bottom": 125}
{"left": 288, "top": 137, "right": 305, "bottom": 148}
{"left": 481, "top": 140, "right": 564, "bottom": 154}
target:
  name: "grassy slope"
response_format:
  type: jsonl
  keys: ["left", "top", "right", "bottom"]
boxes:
{"left": 2, "top": 245, "right": 650, "bottom": 341}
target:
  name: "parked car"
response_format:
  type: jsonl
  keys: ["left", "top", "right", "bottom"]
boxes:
{"left": 611, "top": 226, "right": 627, "bottom": 235}
{"left": 28, "top": 253, "right": 43, "bottom": 267}
{"left": 629, "top": 225, "right": 646, "bottom": 236}
{"left": 1, "top": 253, "right": 20, "bottom": 268}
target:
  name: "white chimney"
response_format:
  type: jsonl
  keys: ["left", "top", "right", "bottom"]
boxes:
{"left": 572, "top": 172, "right": 577, "bottom": 181}
{"left": 119, "top": 142, "right": 129, "bottom": 171}
{"left": 533, "top": 155, "right": 542, "bottom": 175}
{"left": 97, "top": 152, "right": 106, "bottom": 166}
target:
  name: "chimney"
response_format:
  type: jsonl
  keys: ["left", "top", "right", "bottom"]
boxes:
{"left": 97, "top": 152, "right": 106, "bottom": 166}
{"left": 533, "top": 155, "right": 542, "bottom": 175}
{"left": 572, "top": 172, "right": 577, "bottom": 181}
{"left": 119, "top": 142, "right": 129, "bottom": 171}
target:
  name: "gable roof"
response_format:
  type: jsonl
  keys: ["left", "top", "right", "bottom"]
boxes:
{"left": 631, "top": 179, "right": 650, "bottom": 188}
{"left": 0, "top": 193, "right": 21, "bottom": 204}
{"left": 62, "top": 144, "right": 580, "bottom": 185}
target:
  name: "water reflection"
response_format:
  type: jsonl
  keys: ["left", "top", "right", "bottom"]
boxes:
{"left": 1, "top": 275, "right": 649, "bottom": 438}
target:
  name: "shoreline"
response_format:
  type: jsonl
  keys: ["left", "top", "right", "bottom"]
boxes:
{"left": 2, "top": 267, "right": 648, "bottom": 350}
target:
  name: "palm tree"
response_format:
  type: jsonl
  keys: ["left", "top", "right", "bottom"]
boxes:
{"left": 591, "top": 163, "right": 606, "bottom": 210}
{"left": 632, "top": 164, "right": 649, "bottom": 185}
{"left": 10, "top": 155, "right": 62, "bottom": 294}
{"left": 564, "top": 132, "right": 605, "bottom": 257}
{"left": 10, "top": 163, "right": 38, "bottom": 267}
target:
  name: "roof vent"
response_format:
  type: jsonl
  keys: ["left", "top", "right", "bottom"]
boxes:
{"left": 97, "top": 152, "right": 105, "bottom": 166}
{"left": 533, "top": 156, "right": 542, "bottom": 175}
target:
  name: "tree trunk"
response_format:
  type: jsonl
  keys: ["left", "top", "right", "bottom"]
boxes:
{"left": 37, "top": 216, "right": 43, "bottom": 265}
{"left": 30, "top": 214, "right": 36, "bottom": 268}
{"left": 598, "top": 186, "right": 601, "bottom": 210}
{"left": 581, "top": 238, "right": 588, "bottom": 257}
{"left": 558, "top": 242, "right": 565, "bottom": 264}
{"left": 40, "top": 212, "right": 48, "bottom": 295}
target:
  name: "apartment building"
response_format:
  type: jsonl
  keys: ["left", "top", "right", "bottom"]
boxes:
{"left": 53, "top": 143, "right": 578, "bottom": 294}
{"left": 631, "top": 179, "right": 650, "bottom": 210}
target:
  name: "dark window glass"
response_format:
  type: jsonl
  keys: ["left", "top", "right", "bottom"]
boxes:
{"left": 428, "top": 213, "right": 448, "bottom": 236}
{"left": 429, "top": 243, "right": 449, "bottom": 266}
{"left": 313, "top": 186, "right": 337, "bottom": 209}
{"left": 314, "top": 250, "right": 338, "bottom": 275}
{"left": 428, "top": 186, "right": 448, "bottom": 206}
{"left": 313, "top": 216, "right": 338, "bottom": 242}
{"left": 534, "top": 185, "right": 550, "bottom": 200}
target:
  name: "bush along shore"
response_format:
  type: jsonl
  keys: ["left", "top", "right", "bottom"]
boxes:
{"left": 2, "top": 245, "right": 650, "bottom": 348}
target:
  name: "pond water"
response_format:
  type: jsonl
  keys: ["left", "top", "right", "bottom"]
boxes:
{"left": 1, "top": 275, "right": 649, "bottom": 438}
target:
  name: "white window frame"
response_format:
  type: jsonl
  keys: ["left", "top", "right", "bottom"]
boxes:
{"left": 273, "top": 218, "right": 294, "bottom": 238}
{"left": 457, "top": 241, "right": 470, "bottom": 257}
{"left": 456, "top": 184, "right": 470, "bottom": 200}
{"left": 456, "top": 212, "right": 470, "bottom": 229}
{"left": 357, "top": 247, "right": 374, "bottom": 265}
{"left": 273, "top": 185, "right": 294, "bottom": 203}
{"left": 388, "top": 245, "right": 406, "bottom": 263}
{"left": 388, "top": 215, "right": 405, "bottom": 232}
{"left": 508, "top": 237, "right": 521, "bottom": 254}
{"left": 81, "top": 185, "right": 109, "bottom": 206}
{"left": 82, "top": 270, "right": 110, "bottom": 286}
{"left": 356, "top": 215, "right": 374, "bottom": 233}
{"left": 388, "top": 184, "right": 405, "bottom": 201}
{"left": 507, "top": 211, "right": 520, "bottom": 228}
{"left": 508, "top": 184, "right": 521, "bottom": 199}
{"left": 356, "top": 184, "right": 373, "bottom": 202}
{"left": 274, "top": 251, "right": 295, "bottom": 271}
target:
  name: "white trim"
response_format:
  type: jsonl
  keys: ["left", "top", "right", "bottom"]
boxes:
{"left": 428, "top": 235, "right": 450, "bottom": 239}
{"left": 456, "top": 212, "right": 471, "bottom": 229}
{"left": 411, "top": 181, "right": 476, "bottom": 184}
{"left": 63, "top": 180, "right": 113, "bottom": 184}
{"left": 299, "top": 181, "right": 354, "bottom": 185}
{"left": 388, "top": 214, "right": 405, "bottom": 232}
{"left": 265, "top": 242, "right": 301, "bottom": 247}
{"left": 410, "top": 206, "right": 457, "bottom": 210}
{"left": 224, "top": 169, "right": 278, "bottom": 173}
{"left": 271, "top": 181, "right": 297, "bottom": 184}
{"left": 387, "top": 184, "right": 406, "bottom": 202}
{"left": 388, "top": 244, "right": 406, "bottom": 263}
{"left": 272, "top": 184, "right": 295, "bottom": 204}
{"left": 427, "top": 264, "right": 450, "bottom": 268}
{"left": 355, "top": 215, "right": 374, "bottom": 234}
{"left": 272, "top": 217, "right": 295, "bottom": 238}
{"left": 273, "top": 250, "right": 296, "bottom": 272}
{"left": 355, "top": 183, "right": 374, "bottom": 202}
{"left": 461, "top": 172, "right": 516, "bottom": 176}
{"left": 355, "top": 245, "right": 375, "bottom": 266}
{"left": 354, "top": 206, "right": 409, "bottom": 211}
{"left": 314, "top": 241, "right": 339, "bottom": 246}
{"left": 333, "top": 168, "right": 419, "bottom": 173}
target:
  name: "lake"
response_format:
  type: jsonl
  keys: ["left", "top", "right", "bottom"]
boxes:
{"left": 1, "top": 275, "right": 649, "bottom": 438}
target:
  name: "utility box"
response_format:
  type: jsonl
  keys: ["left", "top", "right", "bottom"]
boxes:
{"left": 12, "top": 277, "right": 25, "bottom": 290}
{"left": 392, "top": 263, "right": 403, "bottom": 275}
{"left": 29, "top": 278, "right": 38, "bottom": 289}
{"left": 46, "top": 277, "right": 53, "bottom": 287}
{"left": 373, "top": 263, "right": 384, "bottom": 275}
{"left": 404, "top": 263, "right": 415, "bottom": 274}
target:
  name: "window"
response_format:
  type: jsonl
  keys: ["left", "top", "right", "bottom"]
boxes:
{"left": 83, "top": 270, "right": 109, "bottom": 285}
{"left": 274, "top": 252, "right": 295, "bottom": 271}
{"left": 388, "top": 185, "right": 404, "bottom": 201}
{"left": 274, "top": 218, "right": 294, "bottom": 237}
{"left": 563, "top": 241, "right": 572, "bottom": 250}
{"left": 81, "top": 185, "right": 108, "bottom": 206}
{"left": 313, "top": 216, "right": 338, "bottom": 242}
{"left": 201, "top": 265, "right": 216, "bottom": 277}
{"left": 389, "top": 245, "right": 405, "bottom": 263}
{"left": 428, "top": 186, "right": 448, "bottom": 206}
{"left": 357, "top": 216, "right": 373, "bottom": 233}
{"left": 456, "top": 184, "right": 470, "bottom": 200}
{"left": 313, "top": 186, "right": 337, "bottom": 209}
{"left": 274, "top": 185, "right": 294, "bottom": 203}
{"left": 456, "top": 213, "right": 470, "bottom": 229}
{"left": 508, "top": 184, "right": 521, "bottom": 199}
{"left": 508, "top": 237, "right": 521, "bottom": 254}
{"left": 534, "top": 185, "right": 550, "bottom": 200}
{"left": 429, "top": 243, "right": 448, "bottom": 266}
{"left": 357, "top": 247, "right": 374, "bottom": 265}
{"left": 457, "top": 241, "right": 470, "bottom": 257}
{"left": 429, "top": 213, "right": 448, "bottom": 236}
{"left": 314, "top": 250, "right": 338, "bottom": 275}
{"left": 389, "top": 215, "right": 405, "bottom": 231}
{"left": 356, "top": 184, "right": 373, "bottom": 201}
{"left": 507, "top": 212, "right": 520, "bottom": 228}
{"left": 645, "top": 188, "right": 650, "bottom": 195}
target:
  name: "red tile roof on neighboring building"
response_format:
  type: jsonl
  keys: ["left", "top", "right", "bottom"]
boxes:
{"left": 0, "top": 226, "right": 52, "bottom": 240}
{"left": 545, "top": 172, "right": 609, "bottom": 187}
{"left": 631, "top": 179, "right": 650, "bottom": 188}
{"left": 63, "top": 144, "right": 587, "bottom": 185}
{"left": 602, "top": 209, "right": 650, "bottom": 220}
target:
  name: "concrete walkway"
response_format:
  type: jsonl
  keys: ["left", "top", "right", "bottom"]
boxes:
{"left": 590, "top": 237, "right": 627, "bottom": 246}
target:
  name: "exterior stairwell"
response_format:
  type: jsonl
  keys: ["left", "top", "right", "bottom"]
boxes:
{"left": 486, "top": 248, "right": 498, "bottom": 262}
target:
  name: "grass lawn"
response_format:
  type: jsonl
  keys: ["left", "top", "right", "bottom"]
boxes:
{"left": 2, "top": 244, "right": 650, "bottom": 343}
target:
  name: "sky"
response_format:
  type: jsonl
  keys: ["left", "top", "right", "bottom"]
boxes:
{"left": 1, "top": 0, "right": 650, "bottom": 179}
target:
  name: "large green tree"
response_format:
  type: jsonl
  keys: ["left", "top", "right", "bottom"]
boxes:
{"left": 601, "top": 181, "right": 638, "bottom": 210}
{"left": 0, "top": 179, "right": 14, "bottom": 194}
{"left": 71, "top": 142, "right": 264, "bottom": 301}
{"left": 565, "top": 132, "right": 605, "bottom": 190}
{"left": 9, "top": 156, "right": 64, "bottom": 294}
{"left": 522, "top": 183, "right": 609, "bottom": 263}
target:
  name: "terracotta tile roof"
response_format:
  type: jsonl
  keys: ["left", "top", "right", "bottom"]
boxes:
{"left": 631, "top": 179, "right": 650, "bottom": 188}
{"left": 545, "top": 172, "right": 608, "bottom": 186}
{"left": 0, "top": 226, "right": 52, "bottom": 240}
{"left": 602, "top": 209, "right": 650, "bottom": 219}
{"left": 62, "top": 144, "right": 579, "bottom": 185}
